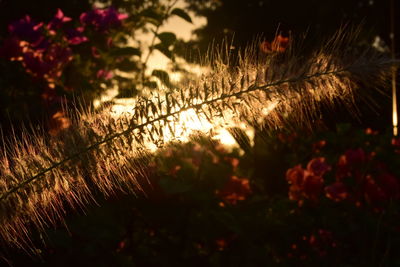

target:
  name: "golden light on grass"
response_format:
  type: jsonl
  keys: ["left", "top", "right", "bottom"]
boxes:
{"left": 392, "top": 68, "right": 398, "bottom": 136}
{"left": 110, "top": 97, "right": 246, "bottom": 149}
{"left": 0, "top": 28, "right": 394, "bottom": 251}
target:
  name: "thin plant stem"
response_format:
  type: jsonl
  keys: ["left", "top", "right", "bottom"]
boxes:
{"left": 0, "top": 67, "right": 353, "bottom": 202}
{"left": 141, "top": 0, "right": 179, "bottom": 84}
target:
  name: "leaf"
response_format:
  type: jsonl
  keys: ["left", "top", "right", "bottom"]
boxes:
{"left": 110, "top": 47, "right": 141, "bottom": 57}
{"left": 159, "top": 177, "right": 193, "bottom": 194}
{"left": 116, "top": 59, "right": 139, "bottom": 72}
{"left": 117, "top": 87, "right": 139, "bottom": 98}
{"left": 153, "top": 43, "right": 173, "bottom": 59}
{"left": 140, "top": 8, "right": 163, "bottom": 25}
{"left": 157, "top": 32, "right": 176, "bottom": 47}
{"left": 152, "top": 69, "right": 171, "bottom": 87}
{"left": 143, "top": 81, "right": 158, "bottom": 89}
{"left": 170, "top": 8, "right": 192, "bottom": 23}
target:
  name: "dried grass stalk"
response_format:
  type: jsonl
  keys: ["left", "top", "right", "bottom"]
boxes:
{"left": 0, "top": 28, "right": 394, "bottom": 251}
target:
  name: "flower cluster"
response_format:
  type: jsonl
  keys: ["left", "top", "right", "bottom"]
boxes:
{"left": 152, "top": 139, "right": 252, "bottom": 206}
{"left": 286, "top": 147, "right": 400, "bottom": 210}
{"left": 288, "top": 229, "right": 337, "bottom": 260}
{"left": 0, "top": 13, "right": 73, "bottom": 86}
{"left": 80, "top": 7, "right": 128, "bottom": 33}
{"left": 0, "top": 7, "right": 127, "bottom": 88}
{"left": 286, "top": 157, "right": 330, "bottom": 205}
{"left": 216, "top": 175, "right": 251, "bottom": 205}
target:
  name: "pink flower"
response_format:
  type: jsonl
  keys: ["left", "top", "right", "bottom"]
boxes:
{"left": 8, "top": 15, "right": 44, "bottom": 43}
{"left": 80, "top": 7, "right": 128, "bottom": 32}
{"left": 96, "top": 69, "right": 113, "bottom": 80}
{"left": 65, "top": 27, "right": 88, "bottom": 45}
{"left": 47, "top": 9, "right": 72, "bottom": 31}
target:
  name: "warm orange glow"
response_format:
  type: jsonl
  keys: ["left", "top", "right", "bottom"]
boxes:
{"left": 393, "top": 67, "right": 398, "bottom": 136}
{"left": 108, "top": 94, "right": 269, "bottom": 151}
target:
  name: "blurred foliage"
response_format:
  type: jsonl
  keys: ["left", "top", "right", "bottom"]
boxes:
{"left": 3, "top": 125, "right": 400, "bottom": 266}
{"left": 181, "top": 0, "right": 397, "bottom": 55}
{"left": 0, "top": 0, "right": 194, "bottom": 134}
{"left": 1, "top": 1, "right": 400, "bottom": 265}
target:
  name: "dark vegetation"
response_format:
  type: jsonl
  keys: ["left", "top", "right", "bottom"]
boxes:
{"left": 0, "top": 0, "right": 400, "bottom": 266}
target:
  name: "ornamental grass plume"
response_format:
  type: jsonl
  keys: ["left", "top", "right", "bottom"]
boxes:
{"left": 0, "top": 27, "right": 395, "bottom": 251}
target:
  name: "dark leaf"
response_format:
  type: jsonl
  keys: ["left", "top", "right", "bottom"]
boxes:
{"left": 143, "top": 81, "right": 158, "bottom": 89}
{"left": 157, "top": 32, "right": 176, "bottom": 47}
{"left": 110, "top": 47, "right": 141, "bottom": 57}
{"left": 153, "top": 43, "right": 173, "bottom": 59}
{"left": 116, "top": 59, "right": 139, "bottom": 72}
{"left": 152, "top": 69, "right": 171, "bottom": 87}
{"left": 170, "top": 8, "right": 192, "bottom": 23}
{"left": 117, "top": 87, "right": 139, "bottom": 98}
{"left": 140, "top": 8, "right": 163, "bottom": 25}
{"left": 159, "top": 177, "right": 193, "bottom": 194}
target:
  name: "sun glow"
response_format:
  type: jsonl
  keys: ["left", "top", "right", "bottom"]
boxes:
{"left": 107, "top": 95, "right": 263, "bottom": 151}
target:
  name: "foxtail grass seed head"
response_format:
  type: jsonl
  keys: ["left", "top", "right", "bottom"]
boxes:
{"left": 0, "top": 28, "right": 394, "bottom": 251}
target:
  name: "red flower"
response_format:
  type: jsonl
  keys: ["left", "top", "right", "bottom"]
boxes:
{"left": 336, "top": 149, "right": 368, "bottom": 181}
{"left": 377, "top": 172, "right": 400, "bottom": 199}
{"left": 216, "top": 176, "right": 251, "bottom": 205}
{"left": 286, "top": 166, "right": 323, "bottom": 202}
{"left": 260, "top": 35, "right": 289, "bottom": 53}
{"left": 392, "top": 138, "right": 400, "bottom": 153}
{"left": 344, "top": 148, "right": 367, "bottom": 165}
{"left": 286, "top": 165, "right": 304, "bottom": 186}
{"left": 215, "top": 238, "right": 228, "bottom": 251}
{"left": 325, "top": 182, "right": 348, "bottom": 202}
{"left": 307, "top": 157, "right": 331, "bottom": 177}
{"left": 48, "top": 111, "right": 71, "bottom": 136}
{"left": 364, "top": 176, "right": 388, "bottom": 205}
{"left": 392, "top": 138, "right": 400, "bottom": 147}
{"left": 91, "top": 46, "right": 101, "bottom": 58}
{"left": 302, "top": 171, "right": 324, "bottom": 200}
{"left": 312, "top": 140, "right": 327, "bottom": 153}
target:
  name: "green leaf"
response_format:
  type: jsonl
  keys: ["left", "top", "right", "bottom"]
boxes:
{"left": 157, "top": 32, "right": 176, "bottom": 47}
{"left": 110, "top": 47, "right": 141, "bottom": 57}
{"left": 153, "top": 43, "right": 173, "bottom": 59}
{"left": 152, "top": 69, "right": 171, "bottom": 87}
{"left": 170, "top": 8, "right": 192, "bottom": 23}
